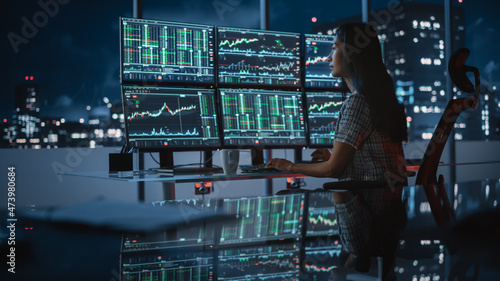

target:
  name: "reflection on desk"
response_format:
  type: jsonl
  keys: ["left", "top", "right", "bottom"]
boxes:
{"left": 121, "top": 179, "right": 500, "bottom": 281}
{"left": 62, "top": 169, "right": 305, "bottom": 183}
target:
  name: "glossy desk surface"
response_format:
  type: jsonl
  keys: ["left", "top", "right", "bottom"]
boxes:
{"left": 5, "top": 178, "right": 500, "bottom": 280}
{"left": 395, "top": 178, "right": 500, "bottom": 280}
{"left": 62, "top": 169, "right": 306, "bottom": 183}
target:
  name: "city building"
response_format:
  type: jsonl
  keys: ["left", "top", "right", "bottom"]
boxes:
{"left": 312, "top": 2, "right": 489, "bottom": 141}
{"left": 2, "top": 77, "right": 126, "bottom": 149}
{"left": 12, "top": 78, "right": 42, "bottom": 148}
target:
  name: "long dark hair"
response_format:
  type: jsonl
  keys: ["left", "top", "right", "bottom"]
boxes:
{"left": 337, "top": 23, "right": 407, "bottom": 142}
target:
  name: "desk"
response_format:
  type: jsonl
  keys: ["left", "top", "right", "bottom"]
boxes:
{"left": 119, "top": 179, "right": 500, "bottom": 281}
{"left": 62, "top": 170, "right": 307, "bottom": 200}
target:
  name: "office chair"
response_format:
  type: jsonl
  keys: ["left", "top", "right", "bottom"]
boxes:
{"left": 415, "top": 48, "right": 481, "bottom": 226}
{"left": 322, "top": 48, "right": 481, "bottom": 280}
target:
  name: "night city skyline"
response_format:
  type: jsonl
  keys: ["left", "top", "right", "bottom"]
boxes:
{"left": 2, "top": 0, "right": 500, "bottom": 146}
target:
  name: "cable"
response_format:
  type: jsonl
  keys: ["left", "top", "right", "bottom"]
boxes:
{"left": 149, "top": 152, "right": 161, "bottom": 165}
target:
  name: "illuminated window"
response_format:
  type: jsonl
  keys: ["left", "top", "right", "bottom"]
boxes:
{"left": 420, "top": 58, "right": 432, "bottom": 65}
{"left": 422, "top": 133, "right": 433, "bottom": 140}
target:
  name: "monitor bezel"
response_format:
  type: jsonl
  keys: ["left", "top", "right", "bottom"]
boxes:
{"left": 216, "top": 26, "right": 303, "bottom": 91}
{"left": 121, "top": 85, "right": 222, "bottom": 152}
{"left": 119, "top": 17, "right": 216, "bottom": 87}
{"left": 217, "top": 88, "right": 308, "bottom": 149}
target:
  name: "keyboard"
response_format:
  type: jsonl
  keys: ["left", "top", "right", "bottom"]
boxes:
{"left": 240, "top": 164, "right": 280, "bottom": 173}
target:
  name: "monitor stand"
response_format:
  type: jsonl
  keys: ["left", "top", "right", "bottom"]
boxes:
{"left": 159, "top": 150, "right": 221, "bottom": 174}
{"left": 251, "top": 148, "right": 264, "bottom": 165}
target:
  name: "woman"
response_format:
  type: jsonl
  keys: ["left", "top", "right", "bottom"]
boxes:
{"left": 265, "top": 23, "right": 408, "bottom": 275}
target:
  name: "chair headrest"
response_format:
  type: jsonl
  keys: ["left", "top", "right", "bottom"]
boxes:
{"left": 448, "top": 48, "right": 475, "bottom": 93}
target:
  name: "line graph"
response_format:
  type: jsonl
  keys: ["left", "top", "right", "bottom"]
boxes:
{"left": 218, "top": 243, "right": 300, "bottom": 279}
{"left": 219, "top": 37, "right": 259, "bottom": 48}
{"left": 308, "top": 101, "right": 343, "bottom": 114}
{"left": 307, "top": 209, "right": 339, "bottom": 236}
{"left": 218, "top": 27, "right": 301, "bottom": 87}
{"left": 306, "top": 56, "right": 329, "bottom": 65}
{"left": 128, "top": 103, "right": 196, "bottom": 121}
{"left": 309, "top": 213, "right": 337, "bottom": 226}
{"left": 122, "top": 88, "right": 220, "bottom": 149}
{"left": 129, "top": 127, "right": 199, "bottom": 137}
{"left": 125, "top": 94, "right": 200, "bottom": 138}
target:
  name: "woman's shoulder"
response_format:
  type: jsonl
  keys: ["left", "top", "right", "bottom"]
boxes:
{"left": 344, "top": 92, "right": 368, "bottom": 107}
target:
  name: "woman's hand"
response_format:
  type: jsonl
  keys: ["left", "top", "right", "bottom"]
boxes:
{"left": 310, "top": 148, "right": 331, "bottom": 163}
{"left": 265, "top": 158, "right": 294, "bottom": 172}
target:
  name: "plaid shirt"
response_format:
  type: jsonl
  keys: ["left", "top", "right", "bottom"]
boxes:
{"left": 334, "top": 92, "right": 407, "bottom": 186}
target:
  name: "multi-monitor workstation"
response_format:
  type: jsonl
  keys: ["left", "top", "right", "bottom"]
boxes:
{"left": 119, "top": 17, "right": 352, "bottom": 154}
{"left": 118, "top": 17, "right": 353, "bottom": 280}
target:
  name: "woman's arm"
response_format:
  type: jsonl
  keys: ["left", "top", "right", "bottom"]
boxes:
{"left": 265, "top": 142, "right": 355, "bottom": 178}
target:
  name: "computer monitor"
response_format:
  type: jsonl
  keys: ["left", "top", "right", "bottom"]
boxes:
{"left": 305, "top": 91, "right": 344, "bottom": 148}
{"left": 217, "top": 243, "right": 301, "bottom": 280}
{"left": 306, "top": 191, "right": 339, "bottom": 237}
{"left": 304, "top": 34, "right": 343, "bottom": 90}
{"left": 218, "top": 194, "right": 305, "bottom": 245}
{"left": 120, "top": 17, "right": 215, "bottom": 86}
{"left": 218, "top": 88, "right": 307, "bottom": 148}
{"left": 303, "top": 239, "right": 343, "bottom": 279}
{"left": 217, "top": 27, "right": 301, "bottom": 89}
{"left": 122, "top": 86, "right": 221, "bottom": 151}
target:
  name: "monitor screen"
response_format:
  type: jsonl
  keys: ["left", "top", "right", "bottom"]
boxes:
{"left": 219, "top": 194, "right": 305, "bottom": 245}
{"left": 303, "top": 239, "right": 343, "bottom": 279}
{"left": 217, "top": 27, "right": 301, "bottom": 89}
{"left": 219, "top": 88, "right": 307, "bottom": 148}
{"left": 306, "top": 191, "right": 339, "bottom": 237}
{"left": 122, "top": 86, "right": 221, "bottom": 150}
{"left": 120, "top": 17, "right": 215, "bottom": 85}
{"left": 304, "top": 34, "right": 343, "bottom": 90}
{"left": 218, "top": 243, "right": 301, "bottom": 280}
{"left": 305, "top": 91, "right": 344, "bottom": 148}
{"left": 121, "top": 246, "right": 215, "bottom": 280}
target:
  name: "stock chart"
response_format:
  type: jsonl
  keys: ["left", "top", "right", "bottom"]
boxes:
{"left": 306, "top": 91, "right": 344, "bottom": 147}
{"left": 219, "top": 194, "right": 304, "bottom": 244}
{"left": 218, "top": 244, "right": 301, "bottom": 281}
{"left": 304, "top": 34, "right": 343, "bottom": 89}
{"left": 306, "top": 191, "right": 339, "bottom": 237}
{"left": 218, "top": 27, "right": 301, "bottom": 88}
{"left": 121, "top": 17, "right": 215, "bottom": 84}
{"left": 219, "top": 89, "right": 307, "bottom": 147}
{"left": 121, "top": 250, "right": 215, "bottom": 281}
{"left": 123, "top": 86, "right": 220, "bottom": 149}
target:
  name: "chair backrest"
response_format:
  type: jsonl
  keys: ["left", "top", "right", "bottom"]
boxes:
{"left": 415, "top": 48, "right": 481, "bottom": 186}
{"left": 415, "top": 97, "right": 476, "bottom": 185}
{"left": 414, "top": 48, "right": 481, "bottom": 227}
